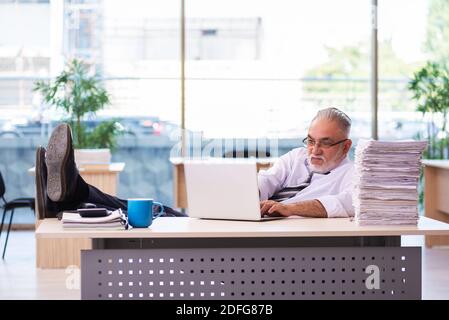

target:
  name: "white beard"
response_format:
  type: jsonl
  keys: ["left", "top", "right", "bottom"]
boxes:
{"left": 308, "top": 150, "right": 345, "bottom": 173}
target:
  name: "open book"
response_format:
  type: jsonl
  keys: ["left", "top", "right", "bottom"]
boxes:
{"left": 61, "top": 209, "right": 127, "bottom": 229}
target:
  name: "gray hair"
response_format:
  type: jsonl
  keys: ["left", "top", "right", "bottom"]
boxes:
{"left": 311, "top": 107, "right": 351, "bottom": 136}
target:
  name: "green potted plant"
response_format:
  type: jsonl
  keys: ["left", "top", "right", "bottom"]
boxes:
{"left": 408, "top": 61, "right": 449, "bottom": 159}
{"left": 408, "top": 61, "right": 449, "bottom": 211}
{"left": 34, "top": 59, "right": 123, "bottom": 164}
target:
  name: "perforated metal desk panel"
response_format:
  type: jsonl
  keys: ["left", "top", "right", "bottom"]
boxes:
{"left": 36, "top": 217, "right": 449, "bottom": 300}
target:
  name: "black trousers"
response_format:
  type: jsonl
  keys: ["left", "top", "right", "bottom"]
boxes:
{"left": 86, "top": 184, "right": 187, "bottom": 217}
{"left": 52, "top": 176, "right": 187, "bottom": 218}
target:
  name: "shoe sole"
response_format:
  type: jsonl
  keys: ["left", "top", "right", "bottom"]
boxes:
{"left": 35, "top": 146, "right": 48, "bottom": 219}
{"left": 46, "top": 124, "right": 71, "bottom": 202}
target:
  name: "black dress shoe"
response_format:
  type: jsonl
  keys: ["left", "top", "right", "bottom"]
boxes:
{"left": 35, "top": 146, "right": 49, "bottom": 219}
{"left": 36, "top": 147, "right": 60, "bottom": 218}
{"left": 46, "top": 123, "right": 79, "bottom": 202}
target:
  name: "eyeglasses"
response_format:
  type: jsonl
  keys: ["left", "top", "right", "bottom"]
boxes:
{"left": 302, "top": 137, "right": 348, "bottom": 149}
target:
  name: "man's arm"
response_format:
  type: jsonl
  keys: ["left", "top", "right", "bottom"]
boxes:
{"left": 258, "top": 150, "right": 299, "bottom": 201}
{"left": 260, "top": 199, "right": 327, "bottom": 218}
{"left": 315, "top": 166, "right": 355, "bottom": 218}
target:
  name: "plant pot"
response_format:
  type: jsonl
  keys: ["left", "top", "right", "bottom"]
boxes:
{"left": 74, "top": 148, "right": 111, "bottom": 167}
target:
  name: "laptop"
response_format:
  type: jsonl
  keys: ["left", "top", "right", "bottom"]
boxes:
{"left": 184, "top": 159, "right": 284, "bottom": 221}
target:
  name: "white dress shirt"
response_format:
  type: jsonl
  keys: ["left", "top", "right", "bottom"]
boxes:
{"left": 258, "top": 147, "right": 355, "bottom": 218}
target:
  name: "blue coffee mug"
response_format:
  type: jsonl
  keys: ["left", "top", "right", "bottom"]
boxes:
{"left": 127, "top": 198, "right": 164, "bottom": 228}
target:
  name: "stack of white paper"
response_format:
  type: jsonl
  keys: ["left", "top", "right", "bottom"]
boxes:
{"left": 353, "top": 140, "right": 427, "bottom": 225}
{"left": 61, "top": 209, "right": 127, "bottom": 229}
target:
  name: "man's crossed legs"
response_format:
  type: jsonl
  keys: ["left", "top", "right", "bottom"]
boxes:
{"left": 35, "top": 123, "right": 186, "bottom": 219}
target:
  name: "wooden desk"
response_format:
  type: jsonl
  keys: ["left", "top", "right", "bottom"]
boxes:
{"left": 422, "top": 160, "right": 449, "bottom": 247}
{"left": 30, "top": 162, "right": 125, "bottom": 269}
{"left": 36, "top": 217, "right": 449, "bottom": 300}
{"left": 170, "top": 158, "right": 276, "bottom": 209}
{"left": 36, "top": 216, "right": 449, "bottom": 239}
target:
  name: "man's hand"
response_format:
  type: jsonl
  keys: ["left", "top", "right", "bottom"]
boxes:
{"left": 260, "top": 199, "right": 328, "bottom": 218}
{"left": 260, "top": 200, "right": 292, "bottom": 217}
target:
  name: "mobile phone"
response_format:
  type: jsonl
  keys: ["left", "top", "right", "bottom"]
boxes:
{"left": 77, "top": 208, "right": 110, "bottom": 218}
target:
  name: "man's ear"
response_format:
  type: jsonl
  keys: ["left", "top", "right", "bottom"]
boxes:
{"left": 343, "top": 139, "right": 352, "bottom": 155}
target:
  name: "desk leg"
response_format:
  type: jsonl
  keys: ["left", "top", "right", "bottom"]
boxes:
{"left": 424, "top": 166, "right": 449, "bottom": 247}
{"left": 36, "top": 238, "right": 92, "bottom": 269}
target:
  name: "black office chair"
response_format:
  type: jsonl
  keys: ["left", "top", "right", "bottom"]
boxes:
{"left": 0, "top": 171, "right": 35, "bottom": 259}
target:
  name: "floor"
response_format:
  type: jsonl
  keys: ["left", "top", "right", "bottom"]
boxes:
{"left": 0, "top": 231, "right": 80, "bottom": 300}
{"left": 0, "top": 231, "right": 448, "bottom": 300}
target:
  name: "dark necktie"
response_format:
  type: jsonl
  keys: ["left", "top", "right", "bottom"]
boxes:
{"left": 268, "top": 160, "right": 330, "bottom": 202}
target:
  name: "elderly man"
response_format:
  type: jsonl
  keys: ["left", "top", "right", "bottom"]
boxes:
{"left": 259, "top": 107, "right": 354, "bottom": 218}
{"left": 36, "top": 108, "right": 353, "bottom": 219}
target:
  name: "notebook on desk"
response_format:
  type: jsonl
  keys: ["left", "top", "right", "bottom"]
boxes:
{"left": 61, "top": 209, "right": 127, "bottom": 229}
{"left": 184, "top": 160, "right": 284, "bottom": 221}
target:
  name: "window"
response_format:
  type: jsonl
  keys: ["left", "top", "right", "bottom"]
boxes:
{"left": 185, "top": 0, "right": 370, "bottom": 139}
{"left": 378, "top": 0, "right": 430, "bottom": 140}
